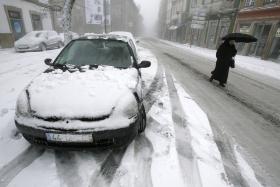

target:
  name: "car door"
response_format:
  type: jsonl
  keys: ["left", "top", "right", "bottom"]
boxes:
{"left": 46, "top": 31, "right": 59, "bottom": 48}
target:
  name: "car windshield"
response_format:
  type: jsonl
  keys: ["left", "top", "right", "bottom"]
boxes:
{"left": 54, "top": 39, "right": 133, "bottom": 68}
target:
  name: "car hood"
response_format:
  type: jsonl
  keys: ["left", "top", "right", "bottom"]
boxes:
{"left": 15, "top": 37, "right": 42, "bottom": 46}
{"left": 26, "top": 66, "right": 138, "bottom": 119}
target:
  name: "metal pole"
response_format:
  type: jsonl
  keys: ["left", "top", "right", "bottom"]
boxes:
{"left": 104, "top": 0, "right": 107, "bottom": 33}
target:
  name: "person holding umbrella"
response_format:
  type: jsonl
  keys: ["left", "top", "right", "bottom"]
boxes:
{"left": 209, "top": 33, "right": 257, "bottom": 87}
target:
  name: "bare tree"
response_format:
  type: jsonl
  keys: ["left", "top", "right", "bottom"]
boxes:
{"left": 62, "top": 0, "right": 76, "bottom": 44}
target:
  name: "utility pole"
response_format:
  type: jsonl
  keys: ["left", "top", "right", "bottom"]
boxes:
{"left": 62, "top": 0, "right": 76, "bottom": 44}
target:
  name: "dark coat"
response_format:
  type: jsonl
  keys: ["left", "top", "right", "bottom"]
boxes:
{"left": 211, "top": 41, "right": 237, "bottom": 84}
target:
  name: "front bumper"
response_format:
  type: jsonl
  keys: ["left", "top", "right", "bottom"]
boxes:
{"left": 15, "top": 45, "right": 40, "bottom": 52}
{"left": 15, "top": 117, "right": 140, "bottom": 149}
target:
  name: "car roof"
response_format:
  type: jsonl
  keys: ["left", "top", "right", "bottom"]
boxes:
{"left": 109, "top": 31, "right": 134, "bottom": 39}
{"left": 79, "top": 34, "right": 130, "bottom": 43}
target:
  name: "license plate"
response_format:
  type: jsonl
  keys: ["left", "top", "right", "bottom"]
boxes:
{"left": 46, "top": 133, "right": 93, "bottom": 143}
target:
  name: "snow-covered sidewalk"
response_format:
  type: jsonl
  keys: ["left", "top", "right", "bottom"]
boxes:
{"left": 162, "top": 40, "right": 280, "bottom": 81}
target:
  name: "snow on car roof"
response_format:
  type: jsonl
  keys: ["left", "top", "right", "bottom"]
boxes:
{"left": 109, "top": 31, "right": 134, "bottom": 39}
{"left": 80, "top": 34, "right": 130, "bottom": 43}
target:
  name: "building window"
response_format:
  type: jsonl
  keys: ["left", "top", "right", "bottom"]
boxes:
{"left": 244, "top": 0, "right": 255, "bottom": 7}
{"left": 263, "top": 0, "right": 277, "bottom": 5}
{"left": 31, "top": 13, "right": 43, "bottom": 30}
{"left": 5, "top": 6, "right": 26, "bottom": 40}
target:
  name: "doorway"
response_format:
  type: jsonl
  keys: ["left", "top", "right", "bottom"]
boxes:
{"left": 248, "top": 23, "right": 272, "bottom": 57}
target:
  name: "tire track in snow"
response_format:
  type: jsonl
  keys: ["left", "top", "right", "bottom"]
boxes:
{"left": 134, "top": 131, "right": 154, "bottom": 187}
{"left": 133, "top": 63, "right": 164, "bottom": 187}
{"left": 55, "top": 151, "right": 83, "bottom": 187}
{"left": 209, "top": 121, "right": 250, "bottom": 187}
{"left": 0, "top": 146, "right": 45, "bottom": 187}
{"left": 89, "top": 147, "right": 128, "bottom": 187}
{"left": 165, "top": 71, "right": 202, "bottom": 187}
{"left": 143, "top": 64, "right": 164, "bottom": 113}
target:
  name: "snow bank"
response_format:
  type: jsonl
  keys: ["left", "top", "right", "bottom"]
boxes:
{"left": 164, "top": 40, "right": 280, "bottom": 81}
{"left": 173, "top": 77, "right": 230, "bottom": 187}
{"left": 146, "top": 76, "right": 185, "bottom": 187}
{"left": 234, "top": 146, "right": 263, "bottom": 187}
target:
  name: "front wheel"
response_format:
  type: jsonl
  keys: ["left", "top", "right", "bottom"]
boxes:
{"left": 138, "top": 105, "right": 146, "bottom": 133}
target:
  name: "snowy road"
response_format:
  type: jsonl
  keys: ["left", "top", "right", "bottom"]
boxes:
{"left": 141, "top": 38, "right": 280, "bottom": 187}
{"left": 0, "top": 45, "right": 265, "bottom": 187}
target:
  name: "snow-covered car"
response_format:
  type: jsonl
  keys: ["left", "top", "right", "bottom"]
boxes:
{"left": 59, "top": 31, "right": 80, "bottom": 42}
{"left": 15, "top": 34, "right": 151, "bottom": 148}
{"left": 14, "top": 31, "right": 64, "bottom": 52}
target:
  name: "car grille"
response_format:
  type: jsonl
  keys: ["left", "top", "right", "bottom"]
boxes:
{"left": 34, "top": 115, "right": 110, "bottom": 122}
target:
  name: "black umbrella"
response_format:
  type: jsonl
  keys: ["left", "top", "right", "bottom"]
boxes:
{"left": 222, "top": 33, "right": 257, "bottom": 43}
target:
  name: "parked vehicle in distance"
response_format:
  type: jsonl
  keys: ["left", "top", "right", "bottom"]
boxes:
{"left": 15, "top": 34, "right": 151, "bottom": 148}
{"left": 14, "top": 31, "right": 64, "bottom": 52}
{"left": 59, "top": 31, "right": 80, "bottom": 42}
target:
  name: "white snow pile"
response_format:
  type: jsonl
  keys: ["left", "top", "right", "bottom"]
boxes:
{"left": 173, "top": 78, "right": 231, "bottom": 187}
{"left": 163, "top": 40, "right": 280, "bottom": 81}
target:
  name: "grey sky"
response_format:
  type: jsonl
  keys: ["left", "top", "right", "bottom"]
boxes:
{"left": 134, "top": 0, "right": 161, "bottom": 35}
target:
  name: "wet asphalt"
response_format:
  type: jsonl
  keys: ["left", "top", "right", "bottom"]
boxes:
{"left": 141, "top": 38, "right": 280, "bottom": 187}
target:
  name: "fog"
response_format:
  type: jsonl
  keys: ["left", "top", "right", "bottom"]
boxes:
{"left": 134, "top": 0, "right": 161, "bottom": 36}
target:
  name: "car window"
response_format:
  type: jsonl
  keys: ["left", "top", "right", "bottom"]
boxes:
{"left": 54, "top": 39, "right": 134, "bottom": 68}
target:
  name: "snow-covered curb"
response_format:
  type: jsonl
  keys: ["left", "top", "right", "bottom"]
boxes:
{"left": 173, "top": 77, "right": 230, "bottom": 186}
{"left": 162, "top": 40, "right": 280, "bottom": 81}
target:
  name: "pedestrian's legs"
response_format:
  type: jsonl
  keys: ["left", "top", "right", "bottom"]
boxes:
{"left": 219, "top": 82, "right": 225, "bottom": 87}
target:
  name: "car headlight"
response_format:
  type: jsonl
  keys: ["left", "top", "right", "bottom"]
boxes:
{"left": 16, "top": 90, "right": 30, "bottom": 116}
{"left": 113, "top": 92, "right": 138, "bottom": 119}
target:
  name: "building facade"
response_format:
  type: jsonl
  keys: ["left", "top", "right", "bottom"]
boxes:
{"left": 110, "top": 0, "right": 143, "bottom": 36}
{"left": 0, "top": 0, "right": 53, "bottom": 48}
{"left": 163, "top": 0, "right": 190, "bottom": 43}
{"left": 188, "top": 0, "right": 239, "bottom": 49}
{"left": 159, "top": 0, "right": 239, "bottom": 48}
{"left": 235, "top": 0, "right": 280, "bottom": 62}
{"left": 49, "top": 0, "right": 143, "bottom": 36}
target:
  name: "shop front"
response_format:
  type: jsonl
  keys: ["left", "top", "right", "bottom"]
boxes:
{"left": 235, "top": 6, "right": 280, "bottom": 62}
{"left": 248, "top": 23, "right": 272, "bottom": 57}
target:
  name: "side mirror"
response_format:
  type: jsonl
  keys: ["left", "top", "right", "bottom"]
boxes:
{"left": 138, "top": 61, "right": 151, "bottom": 69}
{"left": 44, "top": 58, "right": 53, "bottom": 66}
